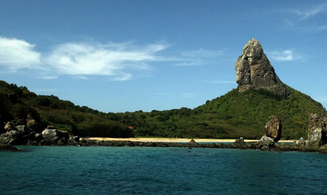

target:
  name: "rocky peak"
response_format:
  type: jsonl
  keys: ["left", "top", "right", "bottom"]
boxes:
{"left": 235, "top": 38, "right": 290, "bottom": 98}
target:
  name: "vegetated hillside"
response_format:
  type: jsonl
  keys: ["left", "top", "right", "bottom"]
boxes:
{"left": 0, "top": 80, "right": 133, "bottom": 138}
{"left": 112, "top": 85, "right": 326, "bottom": 140}
{"left": 1, "top": 80, "right": 325, "bottom": 140}
{"left": 192, "top": 86, "right": 325, "bottom": 139}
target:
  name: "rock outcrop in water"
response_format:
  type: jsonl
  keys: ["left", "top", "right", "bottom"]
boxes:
{"left": 265, "top": 116, "right": 282, "bottom": 142}
{"left": 235, "top": 38, "right": 290, "bottom": 98}
{"left": 307, "top": 113, "right": 327, "bottom": 147}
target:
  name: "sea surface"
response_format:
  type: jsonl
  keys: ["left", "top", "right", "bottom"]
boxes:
{"left": 0, "top": 146, "right": 326, "bottom": 195}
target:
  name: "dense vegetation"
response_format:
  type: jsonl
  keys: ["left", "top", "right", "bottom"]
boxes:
{"left": 111, "top": 86, "right": 326, "bottom": 140}
{"left": 0, "top": 80, "right": 325, "bottom": 139}
{"left": 0, "top": 81, "right": 133, "bottom": 138}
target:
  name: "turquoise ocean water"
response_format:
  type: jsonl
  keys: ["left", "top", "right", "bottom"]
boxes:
{"left": 0, "top": 146, "right": 326, "bottom": 195}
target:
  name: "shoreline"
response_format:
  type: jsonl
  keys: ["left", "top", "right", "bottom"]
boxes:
{"left": 85, "top": 137, "right": 296, "bottom": 143}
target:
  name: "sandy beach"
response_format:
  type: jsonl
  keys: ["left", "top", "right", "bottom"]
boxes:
{"left": 85, "top": 137, "right": 296, "bottom": 143}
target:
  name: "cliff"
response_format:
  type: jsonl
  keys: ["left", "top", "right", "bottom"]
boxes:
{"left": 235, "top": 38, "right": 290, "bottom": 99}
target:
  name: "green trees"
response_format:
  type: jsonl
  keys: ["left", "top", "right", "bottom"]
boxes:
{"left": 109, "top": 87, "right": 326, "bottom": 139}
{"left": 1, "top": 79, "right": 325, "bottom": 140}
{"left": 0, "top": 80, "right": 134, "bottom": 138}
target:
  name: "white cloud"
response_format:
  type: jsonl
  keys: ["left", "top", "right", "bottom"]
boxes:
{"left": 0, "top": 35, "right": 227, "bottom": 80}
{"left": 292, "top": 4, "right": 326, "bottom": 21}
{"left": 277, "top": 4, "right": 326, "bottom": 33}
{"left": 267, "top": 50, "right": 302, "bottom": 62}
{"left": 46, "top": 42, "right": 168, "bottom": 80}
{"left": 0, "top": 36, "right": 41, "bottom": 71}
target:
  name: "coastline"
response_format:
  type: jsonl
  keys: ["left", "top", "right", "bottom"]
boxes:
{"left": 85, "top": 137, "right": 296, "bottom": 143}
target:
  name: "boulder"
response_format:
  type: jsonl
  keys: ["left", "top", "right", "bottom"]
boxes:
{"left": 188, "top": 139, "right": 197, "bottom": 145}
{"left": 0, "top": 130, "right": 22, "bottom": 145}
{"left": 265, "top": 116, "right": 282, "bottom": 142}
{"left": 42, "top": 129, "right": 58, "bottom": 142}
{"left": 234, "top": 38, "right": 290, "bottom": 98}
{"left": 15, "top": 125, "right": 30, "bottom": 135}
{"left": 307, "top": 113, "right": 327, "bottom": 147}
{"left": 259, "top": 136, "right": 275, "bottom": 146}
{"left": 233, "top": 137, "right": 245, "bottom": 148}
{"left": 42, "top": 129, "right": 69, "bottom": 144}
{"left": 69, "top": 135, "right": 80, "bottom": 142}
{"left": 296, "top": 137, "right": 306, "bottom": 146}
{"left": 4, "top": 122, "right": 14, "bottom": 131}
{"left": 261, "top": 145, "right": 271, "bottom": 151}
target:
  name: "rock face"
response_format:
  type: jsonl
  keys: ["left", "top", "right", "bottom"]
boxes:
{"left": 307, "top": 113, "right": 327, "bottom": 147}
{"left": 235, "top": 38, "right": 290, "bottom": 98}
{"left": 265, "top": 116, "right": 282, "bottom": 142}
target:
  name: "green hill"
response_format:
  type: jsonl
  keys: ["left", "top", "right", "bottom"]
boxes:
{"left": 0, "top": 80, "right": 133, "bottom": 138}
{"left": 0, "top": 79, "right": 325, "bottom": 140}
{"left": 110, "top": 85, "right": 325, "bottom": 140}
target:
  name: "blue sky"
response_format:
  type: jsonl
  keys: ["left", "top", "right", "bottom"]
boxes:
{"left": 0, "top": 0, "right": 326, "bottom": 112}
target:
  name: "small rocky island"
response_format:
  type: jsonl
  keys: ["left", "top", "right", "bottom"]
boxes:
{"left": 0, "top": 38, "right": 326, "bottom": 153}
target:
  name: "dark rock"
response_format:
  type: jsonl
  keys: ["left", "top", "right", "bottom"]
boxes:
{"left": 265, "top": 116, "right": 282, "bottom": 142}
{"left": 0, "top": 117, "right": 3, "bottom": 134}
{"left": 26, "top": 119, "right": 43, "bottom": 133}
{"left": 234, "top": 38, "right": 290, "bottom": 98}
{"left": 34, "top": 133, "right": 43, "bottom": 141}
{"left": 27, "top": 140, "right": 39, "bottom": 146}
{"left": 318, "top": 145, "right": 327, "bottom": 154}
{"left": 57, "top": 137, "right": 67, "bottom": 145}
{"left": 15, "top": 125, "right": 30, "bottom": 135}
{"left": 8, "top": 93, "right": 17, "bottom": 104}
{"left": 0, "top": 144, "right": 21, "bottom": 152}
{"left": 69, "top": 135, "right": 80, "bottom": 142}
{"left": 188, "top": 139, "right": 197, "bottom": 149}
{"left": 188, "top": 139, "right": 197, "bottom": 146}
{"left": 233, "top": 137, "right": 245, "bottom": 148}
{"left": 261, "top": 145, "right": 271, "bottom": 151}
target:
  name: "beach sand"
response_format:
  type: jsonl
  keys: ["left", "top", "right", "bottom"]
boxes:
{"left": 85, "top": 137, "right": 296, "bottom": 143}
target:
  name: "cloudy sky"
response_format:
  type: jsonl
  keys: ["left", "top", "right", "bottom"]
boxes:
{"left": 0, "top": 0, "right": 326, "bottom": 112}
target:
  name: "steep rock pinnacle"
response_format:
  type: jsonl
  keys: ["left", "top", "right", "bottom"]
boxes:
{"left": 235, "top": 38, "right": 290, "bottom": 98}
